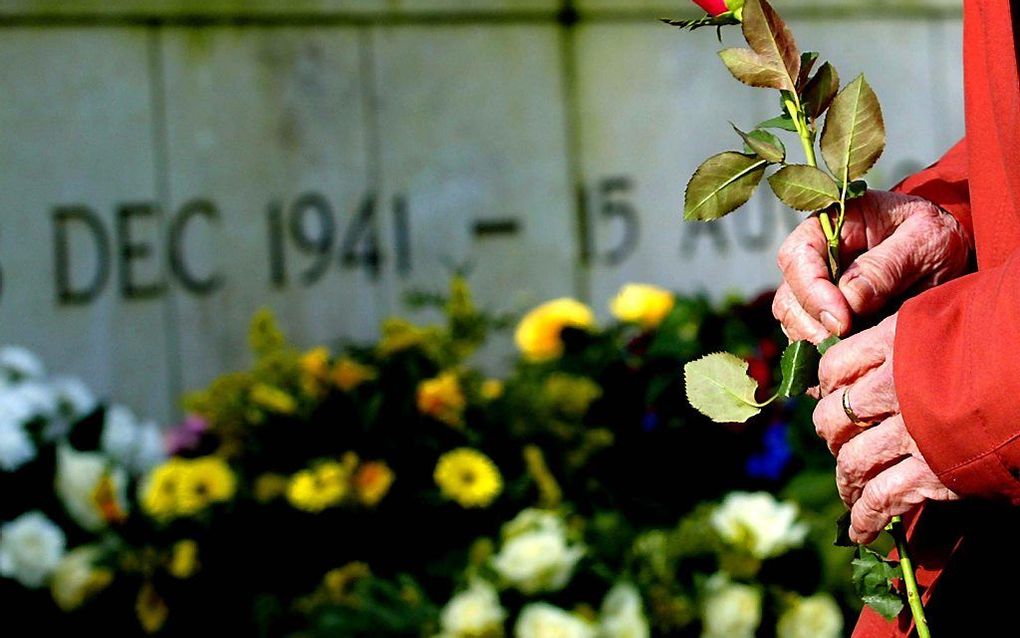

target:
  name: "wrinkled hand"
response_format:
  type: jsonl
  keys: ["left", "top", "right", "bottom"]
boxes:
{"left": 773, "top": 191, "right": 972, "bottom": 343}
{"left": 813, "top": 315, "right": 959, "bottom": 544}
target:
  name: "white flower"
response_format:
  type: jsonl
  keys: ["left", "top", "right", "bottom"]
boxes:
{"left": 0, "top": 420, "right": 36, "bottom": 471}
{"left": 700, "top": 574, "right": 762, "bottom": 638}
{"left": 503, "top": 508, "right": 565, "bottom": 538}
{"left": 0, "top": 511, "right": 66, "bottom": 588}
{"left": 515, "top": 603, "right": 596, "bottom": 638}
{"left": 51, "top": 376, "right": 97, "bottom": 420}
{"left": 438, "top": 580, "right": 507, "bottom": 637}
{"left": 776, "top": 593, "right": 843, "bottom": 638}
{"left": 51, "top": 545, "right": 113, "bottom": 611}
{"left": 492, "top": 510, "right": 584, "bottom": 595}
{"left": 55, "top": 445, "right": 128, "bottom": 532}
{"left": 0, "top": 346, "right": 45, "bottom": 380}
{"left": 599, "top": 583, "right": 650, "bottom": 638}
{"left": 0, "top": 381, "right": 58, "bottom": 427}
{"left": 710, "top": 492, "right": 808, "bottom": 559}
{"left": 101, "top": 405, "right": 166, "bottom": 475}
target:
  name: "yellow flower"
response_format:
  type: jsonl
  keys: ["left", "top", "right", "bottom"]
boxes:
{"left": 136, "top": 582, "right": 169, "bottom": 635}
{"left": 287, "top": 461, "right": 351, "bottom": 512}
{"left": 176, "top": 457, "right": 237, "bottom": 516}
{"left": 139, "top": 459, "right": 188, "bottom": 522}
{"left": 377, "top": 318, "right": 442, "bottom": 358}
{"left": 610, "top": 283, "right": 675, "bottom": 329}
{"left": 250, "top": 383, "right": 297, "bottom": 415}
{"left": 300, "top": 346, "right": 332, "bottom": 397}
{"left": 515, "top": 298, "right": 596, "bottom": 362}
{"left": 480, "top": 378, "right": 505, "bottom": 401}
{"left": 417, "top": 372, "right": 466, "bottom": 427}
{"left": 543, "top": 373, "right": 603, "bottom": 418}
{"left": 434, "top": 448, "right": 503, "bottom": 508}
{"left": 168, "top": 540, "right": 199, "bottom": 579}
{"left": 333, "top": 358, "right": 377, "bottom": 392}
{"left": 353, "top": 461, "right": 395, "bottom": 507}
{"left": 253, "top": 473, "right": 290, "bottom": 503}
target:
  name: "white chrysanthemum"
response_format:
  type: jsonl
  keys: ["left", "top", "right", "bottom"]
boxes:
{"left": 515, "top": 603, "right": 596, "bottom": 638}
{"left": 438, "top": 580, "right": 507, "bottom": 637}
{"left": 0, "top": 346, "right": 45, "bottom": 380}
{"left": 700, "top": 574, "right": 762, "bottom": 638}
{"left": 599, "top": 583, "right": 650, "bottom": 638}
{"left": 101, "top": 405, "right": 165, "bottom": 475}
{"left": 55, "top": 445, "right": 128, "bottom": 532}
{"left": 776, "top": 593, "right": 843, "bottom": 638}
{"left": 51, "top": 376, "right": 97, "bottom": 420}
{"left": 51, "top": 545, "right": 112, "bottom": 611}
{"left": 710, "top": 492, "right": 808, "bottom": 559}
{"left": 0, "top": 420, "right": 36, "bottom": 471}
{"left": 493, "top": 511, "right": 584, "bottom": 595}
{"left": 0, "top": 511, "right": 66, "bottom": 588}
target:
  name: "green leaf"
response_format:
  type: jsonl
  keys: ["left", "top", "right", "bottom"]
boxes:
{"left": 732, "top": 124, "right": 786, "bottom": 163}
{"left": 834, "top": 510, "right": 855, "bottom": 547}
{"left": 684, "top": 152, "right": 767, "bottom": 221}
{"left": 817, "top": 335, "right": 841, "bottom": 356}
{"left": 846, "top": 179, "right": 868, "bottom": 199}
{"left": 757, "top": 114, "right": 799, "bottom": 132}
{"left": 802, "top": 61, "right": 840, "bottom": 119}
{"left": 821, "top": 74, "right": 886, "bottom": 184}
{"left": 777, "top": 339, "right": 820, "bottom": 398}
{"left": 852, "top": 546, "right": 905, "bottom": 620}
{"left": 719, "top": 48, "right": 791, "bottom": 90}
{"left": 767, "top": 165, "right": 841, "bottom": 211}
{"left": 740, "top": 0, "right": 800, "bottom": 92}
{"left": 797, "top": 51, "right": 819, "bottom": 90}
{"left": 684, "top": 352, "right": 763, "bottom": 423}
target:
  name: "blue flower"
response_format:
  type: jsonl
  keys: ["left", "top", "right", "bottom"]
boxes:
{"left": 746, "top": 422, "right": 793, "bottom": 480}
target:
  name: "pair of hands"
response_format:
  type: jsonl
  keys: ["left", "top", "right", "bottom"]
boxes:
{"left": 773, "top": 190, "right": 971, "bottom": 543}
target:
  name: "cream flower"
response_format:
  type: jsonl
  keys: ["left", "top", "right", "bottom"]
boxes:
{"left": 0, "top": 511, "right": 66, "bottom": 588}
{"left": 700, "top": 574, "right": 761, "bottom": 638}
{"left": 438, "top": 580, "right": 507, "bottom": 637}
{"left": 515, "top": 603, "right": 595, "bottom": 638}
{"left": 51, "top": 545, "right": 113, "bottom": 611}
{"left": 776, "top": 593, "right": 843, "bottom": 638}
{"left": 599, "top": 583, "right": 650, "bottom": 638}
{"left": 710, "top": 492, "right": 808, "bottom": 559}
{"left": 55, "top": 445, "right": 128, "bottom": 532}
{"left": 492, "top": 509, "right": 584, "bottom": 595}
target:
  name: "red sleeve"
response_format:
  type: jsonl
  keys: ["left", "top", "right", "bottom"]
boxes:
{"left": 895, "top": 251, "right": 1020, "bottom": 503}
{"left": 892, "top": 138, "right": 972, "bottom": 240}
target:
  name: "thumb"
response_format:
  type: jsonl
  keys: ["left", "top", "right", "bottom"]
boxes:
{"left": 838, "top": 215, "right": 930, "bottom": 315}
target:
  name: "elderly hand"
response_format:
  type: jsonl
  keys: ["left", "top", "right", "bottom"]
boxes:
{"left": 773, "top": 190, "right": 972, "bottom": 343}
{"left": 813, "top": 315, "right": 959, "bottom": 544}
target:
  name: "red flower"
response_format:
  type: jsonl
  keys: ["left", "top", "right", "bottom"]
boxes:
{"left": 693, "top": 0, "right": 729, "bottom": 16}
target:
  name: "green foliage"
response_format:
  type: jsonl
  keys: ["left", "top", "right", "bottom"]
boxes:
{"left": 733, "top": 124, "right": 786, "bottom": 163}
{"left": 684, "top": 352, "right": 762, "bottom": 423}
{"left": 820, "top": 75, "right": 887, "bottom": 184}
{"left": 684, "top": 152, "right": 767, "bottom": 221}
{"left": 851, "top": 547, "right": 905, "bottom": 620}
{"left": 767, "top": 165, "right": 841, "bottom": 211}
{"left": 802, "top": 62, "right": 841, "bottom": 120}
{"left": 777, "top": 340, "right": 820, "bottom": 398}
{"left": 719, "top": 0, "right": 801, "bottom": 92}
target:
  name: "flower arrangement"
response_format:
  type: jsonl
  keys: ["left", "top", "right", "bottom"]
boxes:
{"left": 2, "top": 279, "right": 862, "bottom": 635}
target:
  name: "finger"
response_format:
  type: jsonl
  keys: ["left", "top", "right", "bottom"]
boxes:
{"left": 777, "top": 217, "right": 853, "bottom": 336}
{"left": 812, "top": 363, "right": 897, "bottom": 455}
{"left": 772, "top": 284, "right": 831, "bottom": 344}
{"left": 836, "top": 415, "right": 918, "bottom": 507}
{"left": 818, "top": 315, "right": 896, "bottom": 396}
{"left": 850, "top": 457, "right": 959, "bottom": 544}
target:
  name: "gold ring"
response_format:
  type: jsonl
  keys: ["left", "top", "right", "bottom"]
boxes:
{"left": 842, "top": 387, "right": 874, "bottom": 428}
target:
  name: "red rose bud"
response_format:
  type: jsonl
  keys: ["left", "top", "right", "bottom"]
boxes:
{"left": 693, "top": 0, "right": 729, "bottom": 16}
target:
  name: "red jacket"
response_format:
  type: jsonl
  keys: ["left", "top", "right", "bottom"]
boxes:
{"left": 853, "top": 0, "right": 1020, "bottom": 635}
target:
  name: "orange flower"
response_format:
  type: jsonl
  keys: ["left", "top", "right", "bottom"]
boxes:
{"left": 353, "top": 461, "right": 395, "bottom": 507}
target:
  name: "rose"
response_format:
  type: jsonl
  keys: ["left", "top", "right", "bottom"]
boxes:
{"left": 701, "top": 574, "right": 762, "bottom": 638}
{"left": 709, "top": 492, "right": 807, "bottom": 559}
{"left": 492, "top": 509, "right": 584, "bottom": 595}
{"left": 776, "top": 593, "right": 844, "bottom": 638}
{"left": 438, "top": 580, "right": 506, "bottom": 638}
{"left": 692, "top": 0, "right": 743, "bottom": 17}
{"left": 599, "top": 583, "right": 651, "bottom": 638}
{"left": 515, "top": 603, "right": 595, "bottom": 638}
{"left": 0, "top": 511, "right": 66, "bottom": 588}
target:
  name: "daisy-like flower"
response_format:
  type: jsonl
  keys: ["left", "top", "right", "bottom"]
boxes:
{"left": 417, "top": 372, "right": 466, "bottom": 428}
{"left": 176, "top": 456, "right": 237, "bottom": 516}
{"left": 286, "top": 460, "right": 351, "bottom": 512}
{"left": 434, "top": 448, "right": 503, "bottom": 508}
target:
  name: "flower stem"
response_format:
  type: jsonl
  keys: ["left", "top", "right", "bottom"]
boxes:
{"left": 888, "top": 515, "right": 930, "bottom": 638}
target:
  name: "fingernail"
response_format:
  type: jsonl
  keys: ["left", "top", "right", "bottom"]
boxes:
{"left": 844, "top": 275, "right": 877, "bottom": 308}
{"left": 820, "top": 311, "right": 843, "bottom": 335}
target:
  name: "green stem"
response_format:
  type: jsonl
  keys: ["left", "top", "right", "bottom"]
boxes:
{"left": 889, "top": 516, "right": 930, "bottom": 638}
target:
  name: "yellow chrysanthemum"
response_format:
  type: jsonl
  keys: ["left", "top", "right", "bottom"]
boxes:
{"left": 333, "top": 358, "right": 377, "bottom": 392}
{"left": 480, "top": 378, "right": 505, "bottom": 401}
{"left": 434, "top": 448, "right": 503, "bottom": 508}
{"left": 417, "top": 372, "right": 466, "bottom": 427}
{"left": 610, "top": 283, "right": 675, "bottom": 329}
{"left": 176, "top": 457, "right": 237, "bottom": 516}
{"left": 514, "top": 298, "right": 596, "bottom": 362}
{"left": 168, "top": 540, "right": 199, "bottom": 579}
{"left": 139, "top": 459, "right": 188, "bottom": 521}
{"left": 286, "top": 461, "right": 351, "bottom": 512}
{"left": 300, "top": 346, "right": 332, "bottom": 397}
{"left": 353, "top": 461, "right": 395, "bottom": 507}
